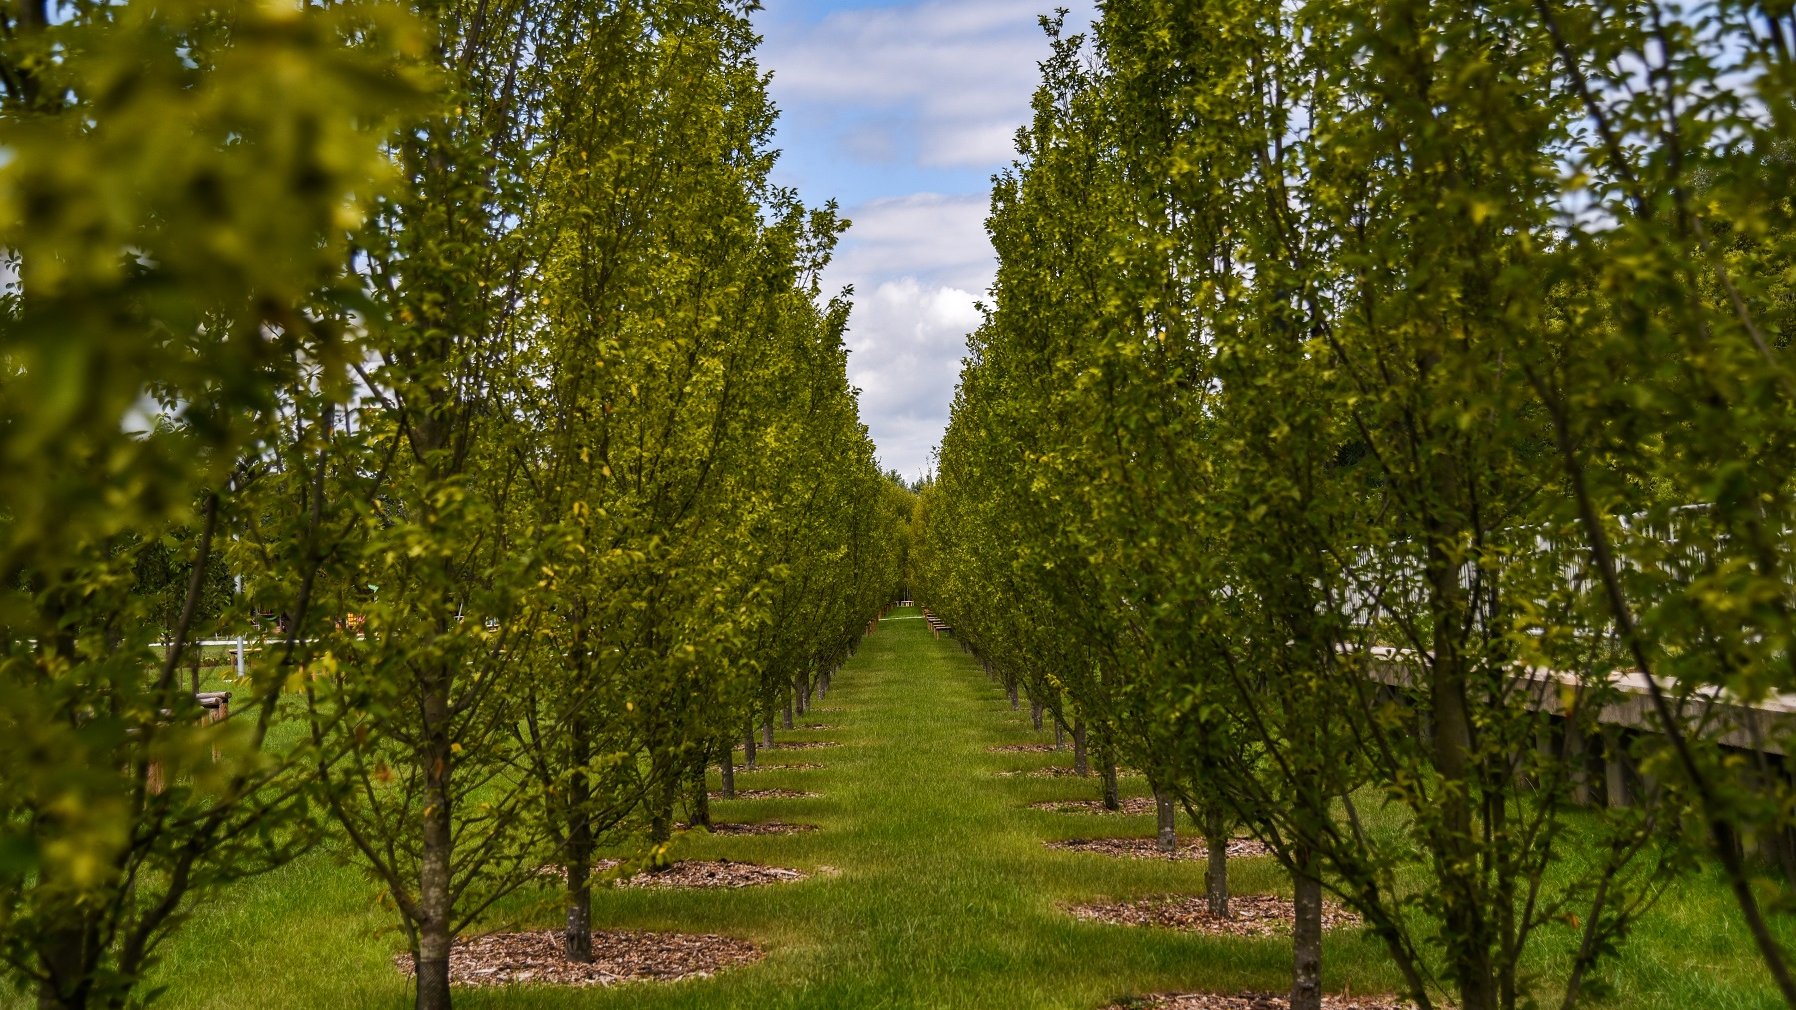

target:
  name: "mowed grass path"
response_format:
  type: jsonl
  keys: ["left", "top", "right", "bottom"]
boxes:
{"left": 79, "top": 607, "right": 1787, "bottom": 1009}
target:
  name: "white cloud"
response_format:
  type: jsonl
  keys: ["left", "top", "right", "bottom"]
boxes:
{"left": 845, "top": 279, "right": 983, "bottom": 480}
{"left": 762, "top": 0, "right": 1096, "bottom": 169}
{"left": 826, "top": 192, "right": 995, "bottom": 298}
{"left": 756, "top": 2, "right": 1100, "bottom": 476}
{"left": 817, "top": 194, "right": 997, "bottom": 478}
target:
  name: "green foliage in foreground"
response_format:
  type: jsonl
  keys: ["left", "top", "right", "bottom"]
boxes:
{"left": 0, "top": 3, "right": 905, "bottom": 1008}
{"left": 0, "top": 613, "right": 1773, "bottom": 1010}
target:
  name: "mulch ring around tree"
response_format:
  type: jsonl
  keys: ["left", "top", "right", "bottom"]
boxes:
{"left": 678, "top": 820, "right": 818, "bottom": 836}
{"left": 393, "top": 928, "right": 760, "bottom": 989}
{"left": 1030, "top": 796, "right": 1159, "bottom": 815}
{"left": 988, "top": 742, "right": 1058, "bottom": 753}
{"left": 762, "top": 740, "right": 839, "bottom": 750}
{"left": 1068, "top": 893, "right": 1362, "bottom": 938}
{"left": 1045, "top": 836, "right": 1273, "bottom": 860}
{"left": 594, "top": 857, "right": 808, "bottom": 888}
{"left": 710, "top": 787, "right": 817, "bottom": 800}
{"left": 736, "top": 761, "right": 824, "bottom": 771}
{"left": 996, "top": 765, "right": 1141, "bottom": 779}
{"left": 1104, "top": 992, "right": 1415, "bottom": 1009}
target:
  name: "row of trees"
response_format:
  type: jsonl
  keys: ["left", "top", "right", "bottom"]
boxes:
{"left": 0, "top": 3, "right": 907, "bottom": 1009}
{"left": 917, "top": 3, "right": 1796, "bottom": 1010}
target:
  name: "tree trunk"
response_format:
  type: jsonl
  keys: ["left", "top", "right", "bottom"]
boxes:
{"left": 1155, "top": 788, "right": 1176, "bottom": 853}
{"left": 1030, "top": 696, "right": 1044, "bottom": 731}
{"left": 563, "top": 857, "right": 592, "bottom": 963}
{"left": 688, "top": 752, "right": 711, "bottom": 830}
{"left": 649, "top": 753, "right": 677, "bottom": 845}
{"left": 1054, "top": 714, "right": 1066, "bottom": 750}
{"left": 762, "top": 717, "right": 774, "bottom": 748}
{"left": 1292, "top": 852, "right": 1323, "bottom": 1010}
{"left": 720, "top": 743, "right": 736, "bottom": 800}
{"left": 1205, "top": 804, "right": 1230, "bottom": 917}
{"left": 1072, "top": 718, "right": 1089, "bottom": 775}
{"left": 795, "top": 676, "right": 807, "bottom": 717}
{"left": 35, "top": 915, "right": 99, "bottom": 1010}
{"left": 1100, "top": 754, "right": 1120, "bottom": 812}
{"left": 744, "top": 719, "right": 757, "bottom": 770}
{"left": 1006, "top": 677, "right": 1019, "bottom": 710}
{"left": 416, "top": 669, "right": 454, "bottom": 1010}
{"left": 782, "top": 693, "right": 794, "bottom": 730}
{"left": 563, "top": 711, "right": 594, "bottom": 963}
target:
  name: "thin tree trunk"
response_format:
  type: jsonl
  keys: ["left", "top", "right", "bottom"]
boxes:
{"left": 35, "top": 913, "right": 98, "bottom": 1010}
{"left": 1155, "top": 788, "right": 1176, "bottom": 853}
{"left": 762, "top": 717, "right": 774, "bottom": 748}
{"left": 744, "top": 718, "right": 758, "bottom": 770}
{"left": 689, "top": 752, "right": 711, "bottom": 830}
{"left": 649, "top": 753, "right": 677, "bottom": 845}
{"left": 1006, "top": 677, "right": 1019, "bottom": 710}
{"left": 415, "top": 664, "right": 454, "bottom": 1010}
{"left": 563, "top": 857, "right": 592, "bottom": 963}
{"left": 1101, "top": 753, "right": 1120, "bottom": 812}
{"left": 795, "top": 676, "right": 807, "bottom": 717}
{"left": 1030, "top": 696, "right": 1044, "bottom": 731}
{"left": 1073, "top": 718, "right": 1089, "bottom": 775}
{"left": 783, "top": 693, "right": 794, "bottom": 730}
{"left": 720, "top": 743, "right": 736, "bottom": 800}
{"left": 1205, "top": 804, "right": 1230, "bottom": 917}
{"left": 1292, "top": 851, "right": 1323, "bottom": 1010}
{"left": 1054, "top": 713, "right": 1066, "bottom": 750}
{"left": 563, "top": 711, "right": 593, "bottom": 963}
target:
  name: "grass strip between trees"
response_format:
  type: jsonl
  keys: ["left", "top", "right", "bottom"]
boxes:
{"left": 43, "top": 611, "right": 1781, "bottom": 1010}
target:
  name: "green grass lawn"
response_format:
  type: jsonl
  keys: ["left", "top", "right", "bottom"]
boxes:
{"left": 52, "top": 607, "right": 1791, "bottom": 1009}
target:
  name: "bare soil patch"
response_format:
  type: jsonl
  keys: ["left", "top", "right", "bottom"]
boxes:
{"left": 1106, "top": 993, "right": 1414, "bottom": 1009}
{"left": 680, "top": 820, "right": 818, "bottom": 836}
{"left": 393, "top": 928, "right": 760, "bottom": 988}
{"left": 710, "top": 787, "right": 817, "bottom": 800}
{"left": 593, "top": 858, "right": 807, "bottom": 889}
{"left": 987, "top": 742, "right": 1057, "bottom": 753}
{"left": 1046, "top": 836, "right": 1272, "bottom": 860}
{"left": 1068, "top": 893, "right": 1361, "bottom": 937}
{"left": 1030, "top": 796, "right": 1159, "bottom": 815}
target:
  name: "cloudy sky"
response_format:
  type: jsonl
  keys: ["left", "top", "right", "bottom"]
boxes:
{"left": 754, "top": 0, "right": 1098, "bottom": 481}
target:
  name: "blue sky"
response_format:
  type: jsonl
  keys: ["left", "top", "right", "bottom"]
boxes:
{"left": 753, "top": 0, "right": 1098, "bottom": 480}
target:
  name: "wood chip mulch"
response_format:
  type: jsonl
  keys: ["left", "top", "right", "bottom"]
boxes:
{"left": 736, "top": 761, "right": 824, "bottom": 771}
{"left": 1068, "top": 893, "right": 1362, "bottom": 937}
{"left": 763, "top": 741, "right": 839, "bottom": 750}
{"left": 393, "top": 928, "right": 760, "bottom": 988}
{"left": 1045, "top": 836, "right": 1273, "bottom": 860}
{"left": 996, "top": 765, "right": 1141, "bottom": 779}
{"left": 1029, "top": 796, "right": 1160, "bottom": 815}
{"left": 988, "top": 742, "right": 1057, "bottom": 753}
{"left": 801, "top": 722, "right": 836, "bottom": 730}
{"left": 1105, "top": 993, "right": 1414, "bottom": 1009}
{"left": 709, "top": 788, "right": 817, "bottom": 800}
{"left": 681, "top": 820, "right": 818, "bottom": 836}
{"left": 594, "top": 858, "right": 807, "bottom": 889}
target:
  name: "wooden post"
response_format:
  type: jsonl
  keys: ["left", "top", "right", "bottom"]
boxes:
{"left": 1604, "top": 728, "right": 1630, "bottom": 809}
{"left": 1566, "top": 718, "right": 1590, "bottom": 807}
